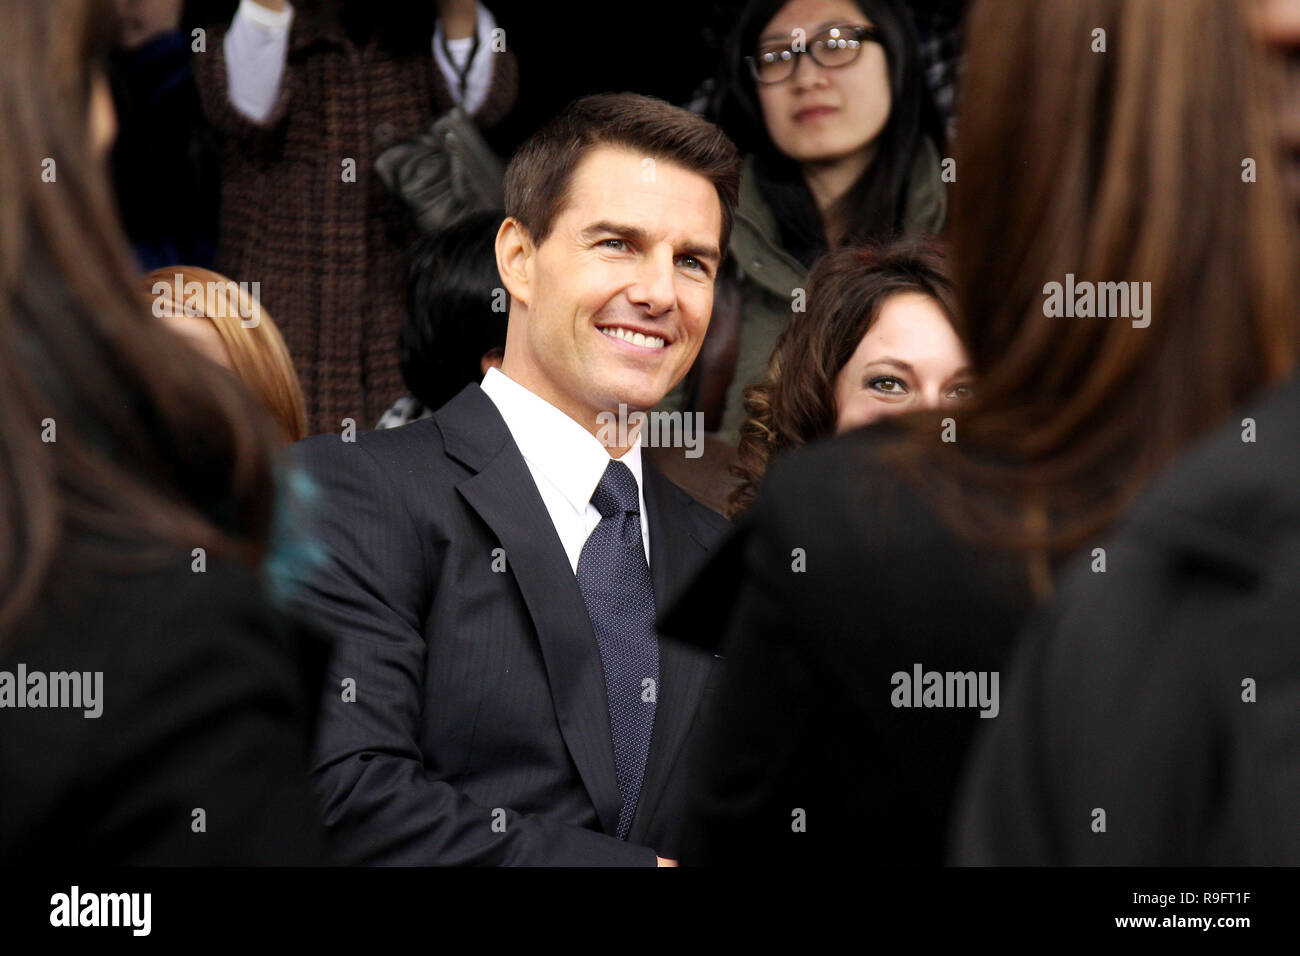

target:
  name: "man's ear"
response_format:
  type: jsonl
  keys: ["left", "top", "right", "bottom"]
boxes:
{"left": 495, "top": 217, "right": 534, "bottom": 308}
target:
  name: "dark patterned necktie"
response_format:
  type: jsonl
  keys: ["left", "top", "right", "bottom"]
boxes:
{"left": 575, "top": 459, "right": 659, "bottom": 839}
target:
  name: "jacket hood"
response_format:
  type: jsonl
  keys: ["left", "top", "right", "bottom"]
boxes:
{"left": 728, "top": 135, "right": 948, "bottom": 299}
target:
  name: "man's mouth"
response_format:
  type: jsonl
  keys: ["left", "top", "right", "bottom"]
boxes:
{"left": 599, "top": 326, "right": 668, "bottom": 350}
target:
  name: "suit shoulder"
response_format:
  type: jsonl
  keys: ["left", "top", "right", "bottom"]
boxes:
{"left": 1123, "top": 375, "right": 1300, "bottom": 569}
{"left": 296, "top": 417, "right": 446, "bottom": 456}
{"left": 292, "top": 419, "right": 452, "bottom": 483}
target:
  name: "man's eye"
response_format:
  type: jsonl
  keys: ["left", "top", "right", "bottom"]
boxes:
{"left": 868, "top": 375, "right": 907, "bottom": 394}
{"left": 678, "top": 256, "right": 703, "bottom": 271}
{"left": 600, "top": 239, "right": 627, "bottom": 251}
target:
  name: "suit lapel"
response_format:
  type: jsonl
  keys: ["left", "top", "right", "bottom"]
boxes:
{"left": 439, "top": 387, "right": 623, "bottom": 837}
{"left": 628, "top": 462, "right": 715, "bottom": 843}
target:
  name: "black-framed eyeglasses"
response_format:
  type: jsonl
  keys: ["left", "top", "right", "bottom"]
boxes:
{"left": 746, "top": 24, "right": 879, "bottom": 85}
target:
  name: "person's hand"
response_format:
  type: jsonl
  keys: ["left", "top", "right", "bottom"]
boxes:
{"left": 114, "top": 0, "right": 185, "bottom": 51}
{"left": 657, "top": 856, "right": 678, "bottom": 867}
{"left": 436, "top": 0, "right": 478, "bottom": 40}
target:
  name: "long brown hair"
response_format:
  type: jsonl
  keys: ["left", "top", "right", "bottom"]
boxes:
{"left": 883, "top": 0, "right": 1300, "bottom": 583}
{"left": 728, "top": 237, "right": 958, "bottom": 517}
{"left": 0, "top": 0, "right": 281, "bottom": 646}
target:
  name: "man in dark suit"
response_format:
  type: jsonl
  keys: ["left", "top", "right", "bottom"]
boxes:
{"left": 289, "top": 93, "right": 740, "bottom": 865}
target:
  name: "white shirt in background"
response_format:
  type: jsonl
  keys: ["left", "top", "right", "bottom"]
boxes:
{"left": 224, "top": 0, "right": 499, "bottom": 124}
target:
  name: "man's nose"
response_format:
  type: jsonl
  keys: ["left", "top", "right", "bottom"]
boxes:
{"left": 627, "top": 249, "right": 677, "bottom": 315}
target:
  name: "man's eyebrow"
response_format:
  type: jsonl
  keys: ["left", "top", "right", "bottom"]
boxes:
{"left": 581, "top": 221, "right": 650, "bottom": 244}
{"left": 581, "top": 222, "right": 721, "bottom": 266}
{"left": 759, "top": 20, "right": 857, "bottom": 43}
{"left": 679, "top": 241, "right": 722, "bottom": 266}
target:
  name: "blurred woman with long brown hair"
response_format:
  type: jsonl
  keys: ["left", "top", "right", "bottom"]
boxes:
{"left": 0, "top": 0, "right": 323, "bottom": 864}
{"left": 667, "top": 0, "right": 1300, "bottom": 866}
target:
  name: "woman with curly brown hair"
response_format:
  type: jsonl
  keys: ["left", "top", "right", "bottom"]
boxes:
{"left": 727, "top": 236, "right": 970, "bottom": 517}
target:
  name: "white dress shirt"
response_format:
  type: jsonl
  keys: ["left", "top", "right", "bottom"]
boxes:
{"left": 479, "top": 367, "right": 651, "bottom": 574}
{"left": 224, "top": 0, "right": 498, "bottom": 124}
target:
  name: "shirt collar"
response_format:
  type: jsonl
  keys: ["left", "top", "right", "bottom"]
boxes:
{"left": 480, "top": 367, "right": 643, "bottom": 517}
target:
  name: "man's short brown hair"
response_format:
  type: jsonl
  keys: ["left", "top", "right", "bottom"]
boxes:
{"left": 504, "top": 92, "right": 742, "bottom": 252}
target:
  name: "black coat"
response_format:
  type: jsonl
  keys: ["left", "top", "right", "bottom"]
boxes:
{"left": 289, "top": 384, "right": 730, "bottom": 865}
{"left": 0, "top": 551, "right": 327, "bottom": 864}
{"left": 662, "top": 427, "right": 1034, "bottom": 866}
{"left": 954, "top": 374, "right": 1300, "bottom": 865}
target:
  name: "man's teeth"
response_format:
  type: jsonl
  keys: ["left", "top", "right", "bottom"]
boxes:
{"left": 600, "top": 327, "right": 666, "bottom": 349}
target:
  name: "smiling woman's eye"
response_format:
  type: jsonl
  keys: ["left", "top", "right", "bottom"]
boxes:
{"left": 867, "top": 375, "right": 908, "bottom": 395}
{"left": 946, "top": 383, "right": 974, "bottom": 401}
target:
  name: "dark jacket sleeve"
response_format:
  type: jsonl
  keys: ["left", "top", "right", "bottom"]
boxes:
{"left": 948, "top": 605, "right": 1064, "bottom": 865}
{"left": 95, "top": 561, "right": 327, "bottom": 865}
{"left": 951, "top": 538, "right": 1256, "bottom": 866}
{"left": 675, "top": 516, "right": 830, "bottom": 866}
{"left": 290, "top": 435, "right": 656, "bottom": 865}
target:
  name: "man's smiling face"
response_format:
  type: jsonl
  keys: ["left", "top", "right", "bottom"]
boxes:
{"left": 497, "top": 145, "right": 723, "bottom": 428}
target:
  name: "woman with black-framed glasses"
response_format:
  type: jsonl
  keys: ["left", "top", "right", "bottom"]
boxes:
{"left": 746, "top": 22, "right": 879, "bottom": 86}
{"left": 658, "top": 0, "right": 947, "bottom": 452}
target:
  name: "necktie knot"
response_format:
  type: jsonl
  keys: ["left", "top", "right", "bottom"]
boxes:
{"left": 590, "top": 459, "right": 640, "bottom": 518}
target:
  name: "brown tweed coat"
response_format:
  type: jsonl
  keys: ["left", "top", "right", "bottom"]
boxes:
{"left": 194, "top": 8, "right": 517, "bottom": 435}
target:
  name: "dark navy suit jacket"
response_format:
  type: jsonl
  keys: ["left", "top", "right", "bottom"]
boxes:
{"left": 290, "top": 384, "right": 729, "bottom": 865}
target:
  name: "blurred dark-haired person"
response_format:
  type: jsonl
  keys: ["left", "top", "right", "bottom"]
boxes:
{"left": 377, "top": 209, "right": 509, "bottom": 429}
{"left": 728, "top": 236, "right": 968, "bottom": 517}
{"left": 290, "top": 94, "right": 740, "bottom": 865}
{"left": 0, "top": 0, "right": 325, "bottom": 864}
{"left": 194, "top": 0, "right": 518, "bottom": 434}
{"left": 663, "top": 0, "right": 1300, "bottom": 866}
{"left": 677, "top": 0, "right": 947, "bottom": 439}
{"left": 953, "top": 0, "right": 1300, "bottom": 867}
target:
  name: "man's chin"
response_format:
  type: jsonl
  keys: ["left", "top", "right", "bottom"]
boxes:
{"left": 595, "top": 379, "right": 672, "bottom": 417}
